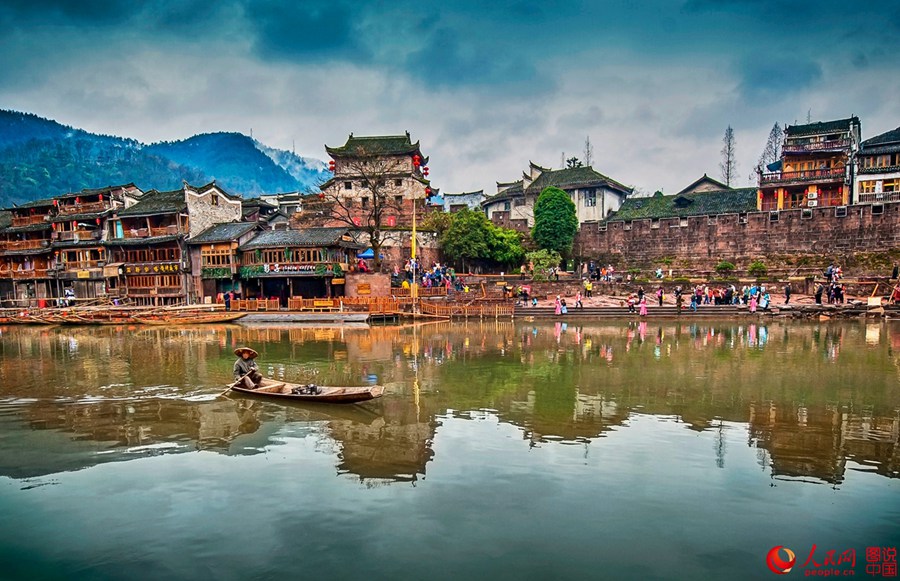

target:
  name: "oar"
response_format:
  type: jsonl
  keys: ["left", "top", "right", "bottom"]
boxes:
{"left": 220, "top": 372, "right": 250, "bottom": 396}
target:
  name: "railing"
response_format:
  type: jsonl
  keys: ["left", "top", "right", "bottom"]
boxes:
{"left": 230, "top": 298, "right": 281, "bottom": 311}
{"left": 420, "top": 301, "right": 514, "bottom": 318}
{"left": 392, "top": 286, "right": 448, "bottom": 297}
{"left": 760, "top": 167, "right": 844, "bottom": 185}
{"left": 340, "top": 297, "right": 408, "bottom": 313}
{"left": 57, "top": 201, "right": 109, "bottom": 215}
{"left": 10, "top": 268, "right": 51, "bottom": 279}
{"left": 59, "top": 260, "right": 104, "bottom": 270}
{"left": 10, "top": 215, "right": 48, "bottom": 227}
{"left": 857, "top": 192, "right": 900, "bottom": 204}
{"left": 121, "top": 225, "right": 179, "bottom": 239}
{"left": 56, "top": 230, "right": 101, "bottom": 242}
{"left": 127, "top": 286, "right": 183, "bottom": 296}
{"left": 124, "top": 228, "right": 150, "bottom": 239}
{"left": 0, "top": 239, "right": 50, "bottom": 251}
{"left": 782, "top": 138, "right": 850, "bottom": 153}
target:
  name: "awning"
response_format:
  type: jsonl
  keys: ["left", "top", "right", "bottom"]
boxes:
{"left": 357, "top": 249, "right": 384, "bottom": 259}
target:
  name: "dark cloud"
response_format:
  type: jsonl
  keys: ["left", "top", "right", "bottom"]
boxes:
{"left": 246, "top": 1, "right": 366, "bottom": 60}
{"left": 736, "top": 58, "right": 822, "bottom": 101}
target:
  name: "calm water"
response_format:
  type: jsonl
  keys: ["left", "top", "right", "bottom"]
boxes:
{"left": 0, "top": 320, "right": 898, "bottom": 580}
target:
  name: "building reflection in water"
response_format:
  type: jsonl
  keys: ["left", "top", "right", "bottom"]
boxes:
{"left": 0, "top": 320, "right": 898, "bottom": 485}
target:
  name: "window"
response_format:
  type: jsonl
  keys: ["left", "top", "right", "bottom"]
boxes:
{"left": 361, "top": 197, "right": 369, "bottom": 209}
{"left": 872, "top": 204, "right": 884, "bottom": 215}
{"left": 651, "top": 219, "right": 660, "bottom": 229}
{"left": 769, "top": 211, "right": 779, "bottom": 222}
{"left": 708, "top": 216, "right": 718, "bottom": 225}
{"left": 394, "top": 179, "right": 403, "bottom": 187}
{"left": 395, "top": 195, "right": 403, "bottom": 205}
{"left": 344, "top": 181, "right": 353, "bottom": 190}
{"left": 504, "top": 201, "right": 511, "bottom": 211}
{"left": 739, "top": 213, "right": 748, "bottom": 224}
{"left": 860, "top": 180, "right": 877, "bottom": 193}
{"left": 584, "top": 190, "right": 597, "bottom": 207}
{"left": 801, "top": 209, "right": 813, "bottom": 220}
{"left": 514, "top": 198, "right": 526, "bottom": 207}
{"left": 884, "top": 179, "right": 899, "bottom": 193}
{"left": 211, "top": 195, "right": 218, "bottom": 206}
{"left": 834, "top": 206, "right": 848, "bottom": 218}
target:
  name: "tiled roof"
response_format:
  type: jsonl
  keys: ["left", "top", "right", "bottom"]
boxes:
{"left": 14, "top": 198, "right": 56, "bottom": 209}
{"left": 4, "top": 222, "right": 52, "bottom": 233}
{"left": 786, "top": 117, "right": 859, "bottom": 137}
{"left": 50, "top": 210, "right": 111, "bottom": 223}
{"left": 2, "top": 247, "right": 52, "bottom": 256}
{"left": 606, "top": 188, "right": 757, "bottom": 221}
{"left": 860, "top": 126, "right": 900, "bottom": 154}
{"left": 526, "top": 166, "right": 632, "bottom": 196}
{"left": 188, "top": 181, "right": 242, "bottom": 201}
{"left": 189, "top": 222, "right": 258, "bottom": 244}
{"left": 485, "top": 181, "right": 525, "bottom": 203}
{"left": 117, "top": 189, "right": 185, "bottom": 217}
{"left": 57, "top": 183, "right": 138, "bottom": 200}
{"left": 51, "top": 239, "right": 105, "bottom": 249}
{"left": 239, "top": 227, "right": 354, "bottom": 250}
{"left": 326, "top": 132, "right": 422, "bottom": 157}
{"left": 0, "top": 211, "right": 11, "bottom": 229}
{"left": 104, "top": 234, "right": 182, "bottom": 246}
{"left": 675, "top": 174, "right": 730, "bottom": 195}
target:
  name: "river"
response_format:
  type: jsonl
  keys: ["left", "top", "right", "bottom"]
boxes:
{"left": 0, "top": 320, "right": 897, "bottom": 579}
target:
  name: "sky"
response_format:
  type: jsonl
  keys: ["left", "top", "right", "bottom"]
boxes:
{"left": 1, "top": 0, "right": 899, "bottom": 196}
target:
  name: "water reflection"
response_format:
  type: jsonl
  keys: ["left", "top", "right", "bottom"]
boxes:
{"left": 0, "top": 320, "right": 898, "bottom": 486}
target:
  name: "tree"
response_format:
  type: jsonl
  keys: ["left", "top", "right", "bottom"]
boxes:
{"left": 719, "top": 126, "right": 737, "bottom": 187}
{"left": 532, "top": 186, "right": 578, "bottom": 256}
{"left": 583, "top": 135, "right": 594, "bottom": 167}
{"left": 751, "top": 122, "right": 783, "bottom": 182}
{"left": 566, "top": 157, "right": 583, "bottom": 169}
{"left": 298, "top": 150, "right": 415, "bottom": 271}
{"left": 526, "top": 249, "right": 562, "bottom": 282}
{"left": 439, "top": 208, "right": 524, "bottom": 271}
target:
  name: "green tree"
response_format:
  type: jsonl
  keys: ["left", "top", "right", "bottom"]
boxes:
{"left": 532, "top": 187, "right": 577, "bottom": 256}
{"left": 526, "top": 249, "right": 562, "bottom": 281}
{"left": 440, "top": 208, "right": 524, "bottom": 271}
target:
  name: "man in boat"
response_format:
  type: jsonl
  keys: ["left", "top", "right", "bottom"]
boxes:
{"left": 233, "top": 347, "right": 263, "bottom": 389}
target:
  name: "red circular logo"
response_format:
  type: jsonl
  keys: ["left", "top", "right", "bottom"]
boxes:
{"left": 766, "top": 546, "right": 796, "bottom": 575}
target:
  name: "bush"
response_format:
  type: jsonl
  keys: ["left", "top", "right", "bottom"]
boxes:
{"left": 715, "top": 261, "right": 736, "bottom": 275}
{"left": 748, "top": 260, "right": 768, "bottom": 278}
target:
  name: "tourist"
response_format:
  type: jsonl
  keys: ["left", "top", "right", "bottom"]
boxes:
{"left": 656, "top": 286, "right": 664, "bottom": 307}
{"left": 784, "top": 283, "right": 792, "bottom": 304}
{"left": 560, "top": 298, "right": 568, "bottom": 314}
{"left": 690, "top": 293, "right": 698, "bottom": 312}
{"left": 639, "top": 296, "right": 648, "bottom": 316}
{"left": 555, "top": 295, "right": 562, "bottom": 316}
{"left": 637, "top": 286, "right": 645, "bottom": 302}
{"left": 749, "top": 294, "right": 758, "bottom": 313}
{"left": 814, "top": 283, "right": 824, "bottom": 304}
{"left": 575, "top": 291, "right": 583, "bottom": 309}
{"left": 224, "top": 290, "right": 232, "bottom": 311}
{"left": 233, "top": 347, "right": 263, "bottom": 389}
{"left": 627, "top": 294, "right": 637, "bottom": 313}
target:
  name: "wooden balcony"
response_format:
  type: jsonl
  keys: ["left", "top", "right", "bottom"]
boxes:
{"left": 0, "top": 239, "right": 50, "bottom": 251}
{"left": 858, "top": 192, "right": 900, "bottom": 204}
{"left": 10, "top": 268, "right": 50, "bottom": 279}
{"left": 59, "top": 260, "right": 104, "bottom": 270}
{"left": 858, "top": 164, "right": 900, "bottom": 175}
{"left": 10, "top": 215, "right": 48, "bottom": 227}
{"left": 760, "top": 167, "right": 844, "bottom": 185}
{"left": 782, "top": 138, "right": 850, "bottom": 153}
{"left": 122, "top": 225, "right": 180, "bottom": 239}
{"left": 56, "top": 201, "right": 109, "bottom": 215}
{"left": 55, "top": 230, "right": 101, "bottom": 242}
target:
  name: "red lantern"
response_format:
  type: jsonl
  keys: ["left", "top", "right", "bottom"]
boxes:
{"left": 99, "top": 194, "right": 103, "bottom": 201}
{"left": 425, "top": 187, "right": 432, "bottom": 196}
{"left": 75, "top": 197, "right": 80, "bottom": 204}
{"left": 96, "top": 218, "right": 101, "bottom": 225}
{"left": 51, "top": 222, "right": 56, "bottom": 230}
{"left": 328, "top": 160, "right": 335, "bottom": 172}
{"left": 423, "top": 167, "right": 430, "bottom": 176}
{"left": 413, "top": 154, "right": 421, "bottom": 167}
{"left": 318, "top": 192, "right": 325, "bottom": 199}
{"left": 53, "top": 199, "right": 58, "bottom": 206}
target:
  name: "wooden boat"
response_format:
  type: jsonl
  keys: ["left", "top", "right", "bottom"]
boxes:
{"left": 229, "top": 377, "right": 384, "bottom": 404}
{"left": 135, "top": 312, "right": 247, "bottom": 325}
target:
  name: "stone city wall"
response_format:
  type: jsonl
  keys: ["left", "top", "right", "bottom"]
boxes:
{"left": 576, "top": 202, "right": 900, "bottom": 275}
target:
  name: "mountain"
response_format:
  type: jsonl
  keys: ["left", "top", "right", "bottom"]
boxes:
{"left": 0, "top": 110, "right": 327, "bottom": 207}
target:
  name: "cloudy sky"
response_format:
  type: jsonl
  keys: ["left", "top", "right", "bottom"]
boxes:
{"left": 1, "top": 0, "right": 898, "bottom": 195}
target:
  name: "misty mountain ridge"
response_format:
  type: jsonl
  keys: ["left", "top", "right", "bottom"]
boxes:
{"left": 0, "top": 110, "right": 328, "bottom": 208}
